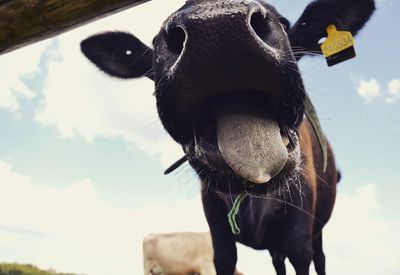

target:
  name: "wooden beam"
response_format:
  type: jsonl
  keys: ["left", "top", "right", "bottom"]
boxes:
{"left": 0, "top": 0, "right": 150, "bottom": 55}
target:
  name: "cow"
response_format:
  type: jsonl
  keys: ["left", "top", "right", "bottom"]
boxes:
{"left": 80, "top": 0, "right": 375, "bottom": 274}
{"left": 143, "top": 232, "right": 243, "bottom": 275}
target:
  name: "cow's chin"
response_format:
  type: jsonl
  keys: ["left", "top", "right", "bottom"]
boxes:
{"left": 182, "top": 92, "right": 302, "bottom": 194}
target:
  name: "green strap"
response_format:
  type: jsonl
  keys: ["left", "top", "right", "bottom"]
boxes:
{"left": 227, "top": 194, "right": 248, "bottom": 235}
{"left": 226, "top": 97, "right": 327, "bottom": 235}
{"left": 304, "top": 95, "right": 328, "bottom": 172}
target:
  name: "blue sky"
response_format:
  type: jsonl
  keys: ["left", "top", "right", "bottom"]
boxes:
{"left": 0, "top": 0, "right": 399, "bottom": 274}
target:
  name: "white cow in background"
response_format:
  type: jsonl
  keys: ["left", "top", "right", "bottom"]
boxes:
{"left": 143, "top": 232, "right": 243, "bottom": 275}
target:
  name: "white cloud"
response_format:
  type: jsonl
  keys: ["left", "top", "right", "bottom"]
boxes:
{"left": 324, "top": 184, "right": 400, "bottom": 275}
{"left": 385, "top": 79, "right": 400, "bottom": 104}
{"left": 1, "top": 159, "right": 399, "bottom": 275}
{"left": 376, "top": 0, "right": 396, "bottom": 5}
{"left": 357, "top": 78, "right": 381, "bottom": 103}
{"left": 0, "top": 40, "right": 50, "bottom": 111}
{"left": 0, "top": 158, "right": 207, "bottom": 275}
{"left": 34, "top": 0, "right": 186, "bottom": 167}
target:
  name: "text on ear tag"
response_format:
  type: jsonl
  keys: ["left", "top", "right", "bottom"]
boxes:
{"left": 321, "top": 25, "right": 356, "bottom": 66}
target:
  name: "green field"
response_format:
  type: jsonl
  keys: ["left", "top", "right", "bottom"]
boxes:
{"left": 0, "top": 263, "right": 79, "bottom": 275}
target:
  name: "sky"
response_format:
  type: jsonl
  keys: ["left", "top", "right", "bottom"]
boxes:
{"left": 0, "top": 0, "right": 399, "bottom": 274}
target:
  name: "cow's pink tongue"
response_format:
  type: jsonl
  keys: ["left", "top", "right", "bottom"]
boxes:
{"left": 215, "top": 101, "right": 288, "bottom": 184}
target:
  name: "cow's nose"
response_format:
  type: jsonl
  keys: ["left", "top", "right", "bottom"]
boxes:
{"left": 249, "top": 11, "right": 277, "bottom": 47}
{"left": 163, "top": 2, "right": 283, "bottom": 64}
{"left": 159, "top": 2, "right": 289, "bottom": 110}
{"left": 165, "top": 25, "right": 186, "bottom": 57}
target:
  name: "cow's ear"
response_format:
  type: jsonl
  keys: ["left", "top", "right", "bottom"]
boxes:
{"left": 81, "top": 32, "right": 154, "bottom": 80}
{"left": 289, "top": 0, "right": 375, "bottom": 60}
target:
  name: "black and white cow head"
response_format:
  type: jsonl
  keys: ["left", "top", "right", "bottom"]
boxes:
{"left": 81, "top": 0, "right": 375, "bottom": 193}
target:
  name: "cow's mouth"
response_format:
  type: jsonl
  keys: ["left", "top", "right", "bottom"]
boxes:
{"left": 184, "top": 91, "right": 300, "bottom": 185}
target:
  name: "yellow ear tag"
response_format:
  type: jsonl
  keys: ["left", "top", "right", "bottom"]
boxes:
{"left": 321, "top": 25, "right": 356, "bottom": 66}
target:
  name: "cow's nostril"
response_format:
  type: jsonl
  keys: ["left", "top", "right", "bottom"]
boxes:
{"left": 250, "top": 11, "right": 271, "bottom": 42}
{"left": 166, "top": 26, "right": 186, "bottom": 55}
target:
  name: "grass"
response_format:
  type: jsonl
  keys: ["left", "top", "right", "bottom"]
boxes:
{"left": 0, "top": 263, "right": 80, "bottom": 275}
